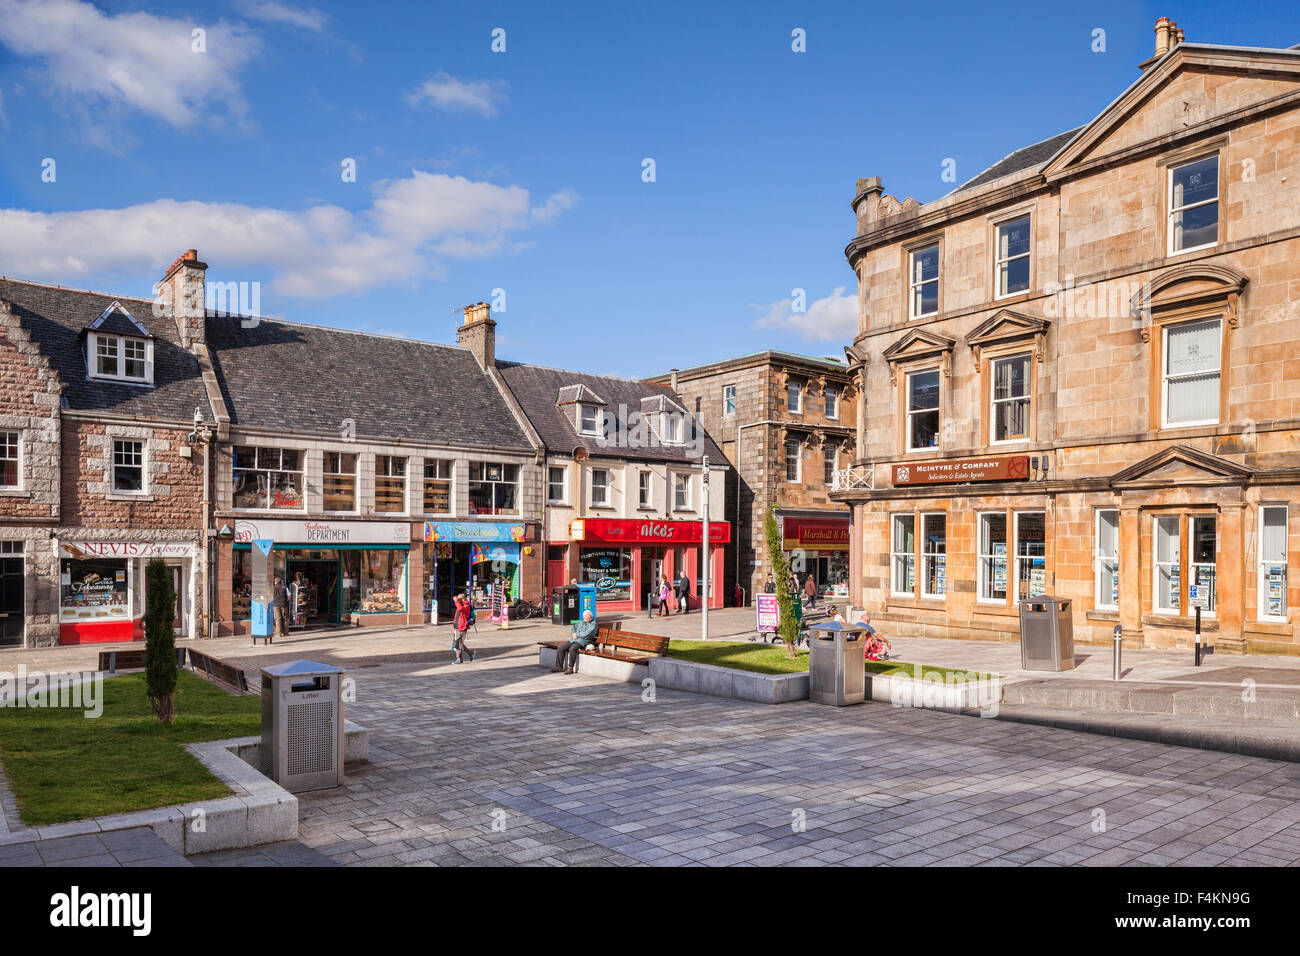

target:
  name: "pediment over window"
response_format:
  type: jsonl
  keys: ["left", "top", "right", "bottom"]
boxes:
{"left": 965, "top": 310, "right": 1050, "bottom": 363}
{"left": 1110, "top": 444, "right": 1252, "bottom": 489}
{"left": 556, "top": 384, "right": 606, "bottom": 407}
{"left": 881, "top": 329, "right": 955, "bottom": 386}
{"left": 1130, "top": 263, "right": 1248, "bottom": 340}
{"left": 84, "top": 301, "right": 153, "bottom": 338}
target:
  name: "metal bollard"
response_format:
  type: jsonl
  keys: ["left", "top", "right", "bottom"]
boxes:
{"left": 1112, "top": 625, "right": 1123, "bottom": 681}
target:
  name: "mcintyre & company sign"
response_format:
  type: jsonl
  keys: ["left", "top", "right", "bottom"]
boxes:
{"left": 892, "top": 456, "right": 1030, "bottom": 486}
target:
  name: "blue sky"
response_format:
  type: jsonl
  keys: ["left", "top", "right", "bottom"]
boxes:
{"left": 1, "top": 0, "right": 1298, "bottom": 376}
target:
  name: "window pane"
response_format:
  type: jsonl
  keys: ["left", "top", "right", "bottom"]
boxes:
{"left": 998, "top": 217, "right": 1030, "bottom": 260}
{"left": 1000, "top": 256, "right": 1030, "bottom": 296}
{"left": 1166, "top": 319, "right": 1220, "bottom": 375}
{"left": 1172, "top": 202, "right": 1218, "bottom": 251}
{"left": 1166, "top": 371, "right": 1220, "bottom": 425}
{"left": 787, "top": 382, "right": 801, "bottom": 411}
{"left": 993, "top": 355, "right": 1029, "bottom": 400}
{"left": 892, "top": 515, "right": 915, "bottom": 593}
{"left": 1191, "top": 516, "right": 1216, "bottom": 564}
{"left": 908, "top": 370, "right": 940, "bottom": 411}
{"left": 1016, "top": 513, "right": 1046, "bottom": 601}
{"left": 922, "top": 514, "right": 946, "bottom": 595}
{"left": 1172, "top": 156, "right": 1218, "bottom": 208}
{"left": 1097, "top": 510, "right": 1118, "bottom": 558}
{"left": 1156, "top": 516, "right": 1180, "bottom": 563}
{"left": 1262, "top": 507, "right": 1287, "bottom": 563}
{"left": 980, "top": 514, "right": 1007, "bottom": 600}
{"left": 0, "top": 432, "right": 17, "bottom": 487}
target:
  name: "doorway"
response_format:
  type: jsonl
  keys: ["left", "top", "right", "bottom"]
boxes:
{"left": 286, "top": 557, "right": 341, "bottom": 627}
{"left": 0, "top": 546, "right": 23, "bottom": 647}
{"left": 169, "top": 565, "right": 184, "bottom": 632}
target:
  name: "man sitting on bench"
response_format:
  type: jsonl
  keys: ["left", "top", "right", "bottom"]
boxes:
{"left": 552, "top": 610, "right": 599, "bottom": 675}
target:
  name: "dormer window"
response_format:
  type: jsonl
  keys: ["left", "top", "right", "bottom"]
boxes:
{"left": 85, "top": 303, "right": 153, "bottom": 385}
{"left": 659, "top": 413, "right": 683, "bottom": 444}
{"left": 579, "top": 404, "right": 601, "bottom": 436}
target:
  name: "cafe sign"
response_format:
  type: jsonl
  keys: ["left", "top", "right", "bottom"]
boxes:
{"left": 893, "top": 455, "right": 1030, "bottom": 486}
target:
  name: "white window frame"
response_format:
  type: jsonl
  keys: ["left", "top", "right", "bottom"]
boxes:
{"left": 824, "top": 386, "right": 839, "bottom": 420}
{"left": 890, "top": 514, "right": 915, "bottom": 597}
{"left": 1258, "top": 505, "right": 1289, "bottom": 623}
{"left": 1189, "top": 515, "right": 1217, "bottom": 619}
{"left": 723, "top": 385, "right": 737, "bottom": 417}
{"left": 990, "top": 352, "right": 1032, "bottom": 445}
{"left": 374, "top": 455, "right": 408, "bottom": 515}
{"left": 111, "top": 438, "right": 146, "bottom": 494}
{"left": 921, "top": 512, "right": 946, "bottom": 598}
{"left": 1094, "top": 509, "right": 1120, "bottom": 611}
{"left": 231, "top": 446, "right": 306, "bottom": 512}
{"left": 1161, "top": 318, "right": 1221, "bottom": 429}
{"left": 1167, "top": 154, "right": 1219, "bottom": 256}
{"left": 88, "top": 332, "right": 154, "bottom": 385}
{"left": 994, "top": 215, "right": 1032, "bottom": 299}
{"left": 673, "top": 473, "right": 691, "bottom": 511}
{"left": 977, "top": 511, "right": 1008, "bottom": 604}
{"left": 786, "top": 381, "right": 803, "bottom": 414}
{"left": 784, "top": 439, "right": 802, "bottom": 483}
{"left": 547, "top": 465, "right": 568, "bottom": 504}
{"left": 908, "top": 243, "right": 940, "bottom": 320}
{"left": 638, "top": 471, "right": 652, "bottom": 508}
{"left": 322, "top": 451, "right": 358, "bottom": 514}
{"left": 1014, "top": 511, "right": 1047, "bottom": 604}
{"left": 906, "top": 369, "right": 941, "bottom": 453}
{"left": 823, "top": 443, "right": 836, "bottom": 487}
{"left": 421, "top": 458, "right": 453, "bottom": 515}
{"left": 1153, "top": 516, "right": 1181, "bottom": 615}
{"left": 658, "top": 413, "right": 684, "bottom": 445}
{"left": 0, "top": 430, "right": 20, "bottom": 490}
{"left": 590, "top": 468, "right": 611, "bottom": 507}
{"left": 579, "top": 405, "right": 601, "bottom": 437}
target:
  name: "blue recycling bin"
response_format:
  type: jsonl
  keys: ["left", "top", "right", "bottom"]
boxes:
{"left": 577, "top": 584, "right": 598, "bottom": 621}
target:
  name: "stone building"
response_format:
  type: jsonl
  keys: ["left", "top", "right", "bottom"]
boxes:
{"left": 649, "top": 352, "right": 857, "bottom": 603}
{"left": 833, "top": 20, "right": 1300, "bottom": 656}
{"left": 495, "top": 347, "right": 730, "bottom": 615}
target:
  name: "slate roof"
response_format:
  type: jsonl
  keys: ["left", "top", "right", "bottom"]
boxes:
{"left": 497, "top": 361, "right": 726, "bottom": 464}
{"left": 951, "top": 126, "right": 1084, "bottom": 194}
{"left": 88, "top": 303, "right": 153, "bottom": 338}
{"left": 205, "top": 315, "right": 533, "bottom": 449}
{"left": 0, "top": 278, "right": 208, "bottom": 422}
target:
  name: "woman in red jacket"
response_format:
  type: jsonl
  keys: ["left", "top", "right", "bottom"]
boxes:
{"left": 452, "top": 593, "right": 476, "bottom": 664}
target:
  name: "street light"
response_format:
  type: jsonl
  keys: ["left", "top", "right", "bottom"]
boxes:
{"left": 702, "top": 454, "right": 709, "bottom": 641}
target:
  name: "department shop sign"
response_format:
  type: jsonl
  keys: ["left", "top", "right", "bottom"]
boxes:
{"left": 234, "top": 519, "right": 409, "bottom": 545}
{"left": 893, "top": 456, "right": 1030, "bottom": 486}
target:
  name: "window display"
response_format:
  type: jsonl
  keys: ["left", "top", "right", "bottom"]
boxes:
{"left": 61, "top": 558, "right": 131, "bottom": 623}
{"left": 580, "top": 548, "right": 632, "bottom": 602}
{"left": 232, "top": 549, "right": 252, "bottom": 620}
{"left": 360, "top": 550, "right": 406, "bottom": 613}
{"left": 232, "top": 446, "right": 304, "bottom": 511}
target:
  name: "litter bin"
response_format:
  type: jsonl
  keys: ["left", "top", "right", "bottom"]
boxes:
{"left": 1018, "top": 597, "right": 1076, "bottom": 671}
{"left": 551, "top": 586, "right": 580, "bottom": 625}
{"left": 808, "top": 622, "right": 867, "bottom": 706}
{"left": 260, "top": 659, "right": 345, "bottom": 792}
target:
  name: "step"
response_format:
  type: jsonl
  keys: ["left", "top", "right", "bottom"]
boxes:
{"left": 1000, "top": 678, "right": 1300, "bottom": 721}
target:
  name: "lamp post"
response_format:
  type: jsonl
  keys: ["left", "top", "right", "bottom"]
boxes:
{"left": 188, "top": 406, "right": 217, "bottom": 638}
{"left": 702, "top": 455, "right": 709, "bottom": 641}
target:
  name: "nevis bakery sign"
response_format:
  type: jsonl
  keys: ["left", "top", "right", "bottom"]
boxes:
{"left": 893, "top": 455, "right": 1030, "bottom": 486}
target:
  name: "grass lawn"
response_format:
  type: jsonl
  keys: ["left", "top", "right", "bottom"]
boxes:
{"left": 0, "top": 670, "right": 261, "bottom": 827}
{"left": 667, "top": 640, "right": 998, "bottom": 682}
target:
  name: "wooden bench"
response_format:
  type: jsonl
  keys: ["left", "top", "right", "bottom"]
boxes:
{"left": 538, "top": 622, "right": 668, "bottom": 666}
{"left": 188, "top": 647, "right": 250, "bottom": 694}
{"left": 98, "top": 647, "right": 187, "bottom": 673}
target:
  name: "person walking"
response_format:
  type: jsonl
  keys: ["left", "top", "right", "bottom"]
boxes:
{"left": 763, "top": 572, "right": 776, "bottom": 594}
{"left": 272, "top": 576, "right": 289, "bottom": 640}
{"left": 451, "top": 592, "right": 475, "bottom": 664}
{"left": 657, "top": 576, "right": 671, "bottom": 617}
{"left": 552, "top": 609, "right": 598, "bottom": 674}
{"left": 677, "top": 570, "right": 691, "bottom": 614}
{"left": 804, "top": 573, "right": 818, "bottom": 610}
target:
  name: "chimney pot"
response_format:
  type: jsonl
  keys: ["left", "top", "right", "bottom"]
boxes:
{"left": 1154, "top": 17, "right": 1171, "bottom": 58}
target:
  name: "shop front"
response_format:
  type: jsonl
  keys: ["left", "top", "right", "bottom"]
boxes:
{"left": 57, "top": 540, "right": 196, "bottom": 645}
{"left": 231, "top": 518, "right": 412, "bottom": 631}
{"left": 780, "top": 512, "right": 850, "bottom": 598}
{"left": 423, "top": 521, "right": 527, "bottom": 621}
{"left": 568, "top": 517, "right": 730, "bottom": 613}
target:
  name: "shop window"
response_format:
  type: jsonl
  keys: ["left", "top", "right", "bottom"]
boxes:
{"left": 1168, "top": 155, "right": 1218, "bottom": 254}
{"left": 112, "top": 439, "right": 145, "bottom": 493}
{"left": 1154, "top": 516, "right": 1181, "bottom": 614}
{"left": 579, "top": 547, "right": 633, "bottom": 602}
{"left": 990, "top": 353, "right": 1031, "bottom": 443}
{"left": 784, "top": 440, "right": 801, "bottom": 483}
{"left": 232, "top": 446, "right": 304, "bottom": 510}
{"left": 909, "top": 243, "right": 940, "bottom": 319}
{"left": 1190, "top": 516, "right": 1217, "bottom": 615}
{"left": 591, "top": 468, "right": 611, "bottom": 507}
{"left": 787, "top": 380, "right": 803, "bottom": 413}
{"left": 890, "top": 514, "right": 915, "bottom": 596}
{"left": 469, "top": 461, "right": 520, "bottom": 516}
{"left": 323, "top": 452, "right": 357, "bottom": 512}
{"left": 374, "top": 456, "right": 407, "bottom": 513}
{"left": 906, "top": 370, "right": 940, "bottom": 451}
{"left": 232, "top": 550, "right": 251, "bottom": 620}
{"left": 91, "top": 333, "right": 152, "bottom": 384}
{"left": 922, "top": 513, "right": 946, "bottom": 597}
{"left": 423, "top": 459, "right": 451, "bottom": 514}
{"left": 547, "top": 465, "right": 567, "bottom": 504}
{"left": 1162, "top": 318, "right": 1221, "bottom": 427}
{"left": 995, "top": 215, "right": 1031, "bottom": 297}
{"left": 1259, "top": 506, "right": 1289, "bottom": 622}
{"left": 673, "top": 473, "right": 691, "bottom": 511}
{"left": 1095, "top": 509, "right": 1119, "bottom": 610}
{"left": 359, "top": 550, "right": 406, "bottom": 613}
{"left": 0, "top": 432, "right": 18, "bottom": 488}
{"left": 639, "top": 471, "right": 652, "bottom": 508}
{"left": 824, "top": 387, "right": 839, "bottom": 420}
{"left": 723, "top": 385, "right": 736, "bottom": 417}
{"left": 978, "top": 513, "right": 1008, "bottom": 602}
{"left": 61, "top": 557, "right": 131, "bottom": 624}
{"left": 1015, "top": 512, "right": 1046, "bottom": 602}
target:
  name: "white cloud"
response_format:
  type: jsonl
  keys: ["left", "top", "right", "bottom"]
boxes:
{"left": 0, "top": 172, "right": 577, "bottom": 299}
{"left": 0, "top": 0, "right": 258, "bottom": 128}
{"left": 753, "top": 286, "right": 858, "bottom": 342}
{"left": 235, "top": 0, "right": 326, "bottom": 32}
{"left": 406, "top": 71, "right": 506, "bottom": 117}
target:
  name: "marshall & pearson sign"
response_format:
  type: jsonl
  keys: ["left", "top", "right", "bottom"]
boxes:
{"left": 892, "top": 456, "right": 1030, "bottom": 486}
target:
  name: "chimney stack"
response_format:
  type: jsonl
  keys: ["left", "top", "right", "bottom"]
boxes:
{"left": 1154, "top": 17, "right": 1172, "bottom": 58}
{"left": 160, "top": 249, "right": 207, "bottom": 350}
{"left": 457, "top": 301, "right": 496, "bottom": 369}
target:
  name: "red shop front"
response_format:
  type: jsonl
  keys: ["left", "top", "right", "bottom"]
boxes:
{"left": 569, "top": 518, "right": 731, "bottom": 613}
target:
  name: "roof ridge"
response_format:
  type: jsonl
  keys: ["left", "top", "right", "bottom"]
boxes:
{"left": 210, "top": 313, "right": 472, "bottom": 351}
{"left": 501, "top": 360, "right": 675, "bottom": 388}
{"left": 0, "top": 275, "right": 159, "bottom": 308}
